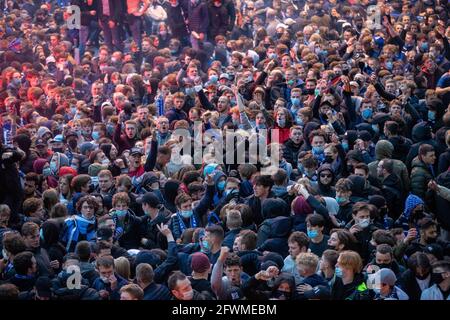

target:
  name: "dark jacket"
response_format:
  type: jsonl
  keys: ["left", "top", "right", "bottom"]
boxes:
{"left": 380, "top": 173, "right": 404, "bottom": 218}
{"left": 207, "top": 2, "right": 229, "bottom": 39}
{"left": 257, "top": 216, "right": 292, "bottom": 257}
{"left": 435, "top": 171, "right": 450, "bottom": 230}
{"left": 398, "top": 269, "right": 434, "bottom": 301}
{"left": 112, "top": 209, "right": 142, "bottom": 250}
{"left": 139, "top": 207, "right": 171, "bottom": 250}
{"left": 143, "top": 282, "right": 172, "bottom": 300}
{"left": 187, "top": 0, "right": 210, "bottom": 34}
{"left": 438, "top": 148, "right": 450, "bottom": 175}
{"left": 388, "top": 135, "right": 412, "bottom": 163}
{"left": 9, "top": 275, "right": 36, "bottom": 292}
{"left": 113, "top": 123, "right": 138, "bottom": 154}
{"left": 410, "top": 157, "right": 434, "bottom": 200}
{"left": 283, "top": 138, "right": 303, "bottom": 167}
{"left": 222, "top": 228, "right": 241, "bottom": 250}
{"left": 92, "top": 273, "right": 129, "bottom": 300}
{"left": 165, "top": 2, "right": 189, "bottom": 39}
{"left": 331, "top": 273, "right": 370, "bottom": 300}
{"left": 0, "top": 146, "right": 23, "bottom": 224}
{"left": 237, "top": 250, "right": 263, "bottom": 276}
{"left": 97, "top": 0, "right": 122, "bottom": 21}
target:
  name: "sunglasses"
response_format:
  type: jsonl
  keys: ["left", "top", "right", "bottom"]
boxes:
{"left": 320, "top": 174, "right": 332, "bottom": 178}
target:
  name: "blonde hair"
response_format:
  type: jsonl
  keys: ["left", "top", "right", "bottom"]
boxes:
{"left": 114, "top": 257, "right": 131, "bottom": 281}
{"left": 296, "top": 252, "right": 319, "bottom": 271}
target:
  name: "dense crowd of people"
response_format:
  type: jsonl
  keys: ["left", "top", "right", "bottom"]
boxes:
{"left": 0, "top": 0, "right": 449, "bottom": 301}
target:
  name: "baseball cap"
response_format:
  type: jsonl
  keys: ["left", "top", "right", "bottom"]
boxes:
{"left": 137, "top": 192, "right": 160, "bottom": 208}
{"left": 35, "top": 138, "right": 46, "bottom": 147}
{"left": 35, "top": 276, "right": 52, "bottom": 298}
{"left": 64, "top": 130, "right": 78, "bottom": 141}
{"left": 219, "top": 73, "right": 230, "bottom": 80}
{"left": 50, "top": 134, "right": 64, "bottom": 144}
{"left": 130, "top": 147, "right": 144, "bottom": 156}
{"left": 423, "top": 243, "right": 444, "bottom": 260}
{"left": 374, "top": 268, "right": 397, "bottom": 286}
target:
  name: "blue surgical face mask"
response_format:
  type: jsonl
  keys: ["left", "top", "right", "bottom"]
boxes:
{"left": 336, "top": 196, "right": 348, "bottom": 205}
{"left": 307, "top": 229, "right": 319, "bottom": 239}
{"left": 342, "top": 141, "right": 349, "bottom": 151}
{"left": 209, "top": 75, "right": 218, "bottom": 83}
{"left": 295, "top": 116, "right": 304, "bottom": 126}
{"left": 421, "top": 42, "right": 428, "bottom": 52}
{"left": 277, "top": 119, "right": 286, "bottom": 127}
{"left": 428, "top": 110, "right": 436, "bottom": 121}
{"left": 92, "top": 131, "right": 100, "bottom": 141}
{"left": 115, "top": 209, "right": 127, "bottom": 218}
{"left": 181, "top": 210, "right": 193, "bottom": 219}
{"left": 201, "top": 239, "right": 210, "bottom": 253}
{"left": 312, "top": 146, "right": 324, "bottom": 155}
{"left": 361, "top": 108, "right": 373, "bottom": 120}
{"left": 291, "top": 97, "right": 300, "bottom": 106}
{"left": 335, "top": 267, "right": 343, "bottom": 278}
{"left": 385, "top": 61, "right": 393, "bottom": 70}
{"left": 217, "top": 180, "right": 226, "bottom": 191}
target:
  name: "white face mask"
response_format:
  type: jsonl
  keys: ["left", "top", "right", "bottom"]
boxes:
{"left": 100, "top": 276, "right": 110, "bottom": 284}
{"left": 358, "top": 218, "right": 370, "bottom": 229}
{"left": 182, "top": 290, "right": 194, "bottom": 300}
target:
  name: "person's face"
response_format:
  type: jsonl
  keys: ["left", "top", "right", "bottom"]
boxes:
{"left": 328, "top": 232, "right": 341, "bottom": 250}
{"left": 120, "top": 291, "right": 138, "bottom": 300}
{"left": 390, "top": 104, "right": 402, "bottom": 115}
{"left": 422, "top": 151, "right": 436, "bottom": 165}
{"left": 157, "top": 118, "right": 170, "bottom": 133}
{"left": 311, "top": 136, "right": 325, "bottom": 148}
{"left": 305, "top": 81, "right": 316, "bottom": 91}
{"left": 173, "top": 98, "right": 184, "bottom": 110}
{"left": 354, "top": 168, "right": 367, "bottom": 178}
{"left": 59, "top": 178, "right": 70, "bottom": 194}
{"left": 92, "top": 85, "right": 102, "bottom": 97}
{"left": 125, "top": 124, "right": 136, "bottom": 138}
{"left": 354, "top": 209, "right": 371, "bottom": 223}
{"left": 422, "top": 225, "right": 438, "bottom": 242}
{"left": 30, "top": 257, "right": 38, "bottom": 275}
{"left": 385, "top": 82, "right": 396, "bottom": 94}
{"left": 254, "top": 184, "right": 268, "bottom": 198}
{"left": 99, "top": 50, "right": 109, "bottom": 62}
{"left": 24, "top": 180, "right": 37, "bottom": 196}
{"left": 137, "top": 108, "right": 149, "bottom": 121}
{"left": 319, "top": 170, "right": 333, "bottom": 185}
{"left": 290, "top": 129, "right": 303, "bottom": 144}
{"left": 375, "top": 252, "right": 392, "bottom": 265}
{"left": 173, "top": 278, "right": 193, "bottom": 300}
{"left": 98, "top": 265, "right": 114, "bottom": 279}
{"left": 217, "top": 96, "right": 229, "bottom": 112}
{"left": 288, "top": 241, "right": 301, "bottom": 259}
{"left": 233, "top": 237, "right": 241, "bottom": 252}
{"left": 415, "top": 266, "right": 430, "bottom": 279}
{"left": 336, "top": 257, "right": 353, "bottom": 278}
{"left": 115, "top": 201, "right": 129, "bottom": 212}
{"left": 99, "top": 175, "right": 113, "bottom": 192}
{"left": 281, "top": 56, "right": 291, "bottom": 68}
{"left": 179, "top": 200, "right": 192, "bottom": 212}
{"left": 129, "top": 154, "right": 141, "bottom": 168}
{"left": 81, "top": 201, "right": 95, "bottom": 219}
{"left": 24, "top": 230, "right": 40, "bottom": 249}
{"left": 225, "top": 265, "right": 241, "bottom": 286}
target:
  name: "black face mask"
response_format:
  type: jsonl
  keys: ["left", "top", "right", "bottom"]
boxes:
{"left": 304, "top": 89, "right": 315, "bottom": 95}
{"left": 272, "top": 290, "right": 288, "bottom": 300}
{"left": 52, "top": 148, "right": 64, "bottom": 153}
{"left": 425, "top": 237, "right": 437, "bottom": 244}
{"left": 416, "top": 273, "right": 430, "bottom": 280}
{"left": 431, "top": 272, "right": 445, "bottom": 284}
{"left": 347, "top": 164, "right": 354, "bottom": 173}
{"left": 324, "top": 155, "right": 333, "bottom": 163}
{"left": 377, "top": 263, "right": 392, "bottom": 270}
{"left": 68, "top": 140, "right": 78, "bottom": 150}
